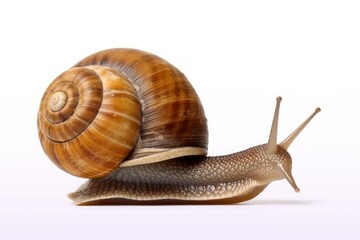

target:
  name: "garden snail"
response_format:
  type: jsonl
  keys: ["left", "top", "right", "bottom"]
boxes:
{"left": 37, "top": 48, "right": 320, "bottom": 205}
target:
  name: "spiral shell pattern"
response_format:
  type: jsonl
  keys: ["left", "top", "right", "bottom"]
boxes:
{"left": 75, "top": 49, "right": 208, "bottom": 167}
{"left": 38, "top": 66, "right": 141, "bottom": 178}
{"left": 38, "top": 48, "right": 208, "bottom": 178}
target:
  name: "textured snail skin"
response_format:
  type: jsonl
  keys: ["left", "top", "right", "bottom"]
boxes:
{"left": 68, "top": 145, "right": 293, "bottom": 205}
{"left": 68, "top": 96, "right": 321, "bottom": 205}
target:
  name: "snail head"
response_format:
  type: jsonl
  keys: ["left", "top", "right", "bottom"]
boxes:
{"left": 264, "top": 97, "right": 321, "bottom": 192}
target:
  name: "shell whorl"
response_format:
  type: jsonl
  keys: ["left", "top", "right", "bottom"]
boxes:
{"left": 74, "top": 49, "right": 208, "bottom": 167}
{"left": 38, "top": 48, "right": 208, "bottom": 178}
{"left": 48, "top": 91, "right": 67, "bottom": 112}
{"left": 38, "top": 66, "right": 142, "bottom": 178}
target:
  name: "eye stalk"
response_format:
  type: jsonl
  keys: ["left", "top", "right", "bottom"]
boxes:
{"left": 265, "top": 97, "right": 282, "bottom": 155}
{"left": 279, "top": 107, "right": 321, "bottom": 150}
{"left": 265, "top": 97, "right": 321, "bottom": 191}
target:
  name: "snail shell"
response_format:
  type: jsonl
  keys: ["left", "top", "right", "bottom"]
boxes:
{"left": 38, "top": 49, "right": 208, "bottom": 178}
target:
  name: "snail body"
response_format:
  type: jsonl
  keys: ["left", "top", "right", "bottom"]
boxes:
{"left": 38, "top": 48, "right": 320, "bottom": 205}
{"left": 68, "top": 145, "right": 290, "bottom": 204}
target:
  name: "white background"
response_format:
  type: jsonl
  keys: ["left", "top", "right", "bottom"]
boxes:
{"left": 0, "top": 0, "right": 359, "bottom": 239}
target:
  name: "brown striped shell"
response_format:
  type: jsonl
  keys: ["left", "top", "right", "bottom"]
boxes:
{"left": 37, "top": 49, "right": 208, "bottom": 178}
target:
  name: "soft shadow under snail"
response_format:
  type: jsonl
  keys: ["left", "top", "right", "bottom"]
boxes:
{"left": 37, "top": 48, "right": 320, "bottom": 205}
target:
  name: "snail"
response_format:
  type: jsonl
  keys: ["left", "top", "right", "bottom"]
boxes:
{"left": 37, "top": 48, "right": 320, "bottom": 205}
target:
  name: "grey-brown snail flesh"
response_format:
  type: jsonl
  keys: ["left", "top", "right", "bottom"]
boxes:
{"left": 68, "top": 100, "right": 320, "bottom": 205}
